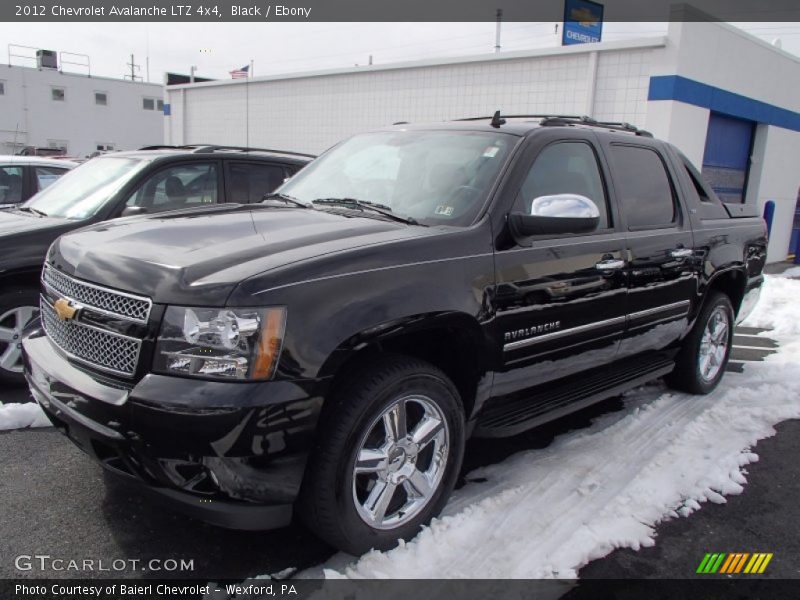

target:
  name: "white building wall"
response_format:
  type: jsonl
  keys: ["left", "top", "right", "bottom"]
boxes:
{"left": 0, "top": 64, "right": 164, "bottom": 157}
{"left": 166, "top": 38, "right": 666, "bottom": 155}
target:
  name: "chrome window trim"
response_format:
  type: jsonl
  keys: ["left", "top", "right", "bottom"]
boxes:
{"left": 502, "top": 300, "right": 691, "bottom": 352}
{"left": 42, "top": 263, "right": 152, "bottom": 324}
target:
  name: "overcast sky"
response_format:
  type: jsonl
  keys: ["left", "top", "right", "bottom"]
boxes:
{"left": 0, "top": 22, "right": 797, "bottom": 82}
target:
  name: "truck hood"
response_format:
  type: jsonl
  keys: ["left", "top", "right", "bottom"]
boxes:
{"left": 0, "top": 209, "right": 81, "bottom": 272}
{"left": 50, "top": 204, "right": 428, "bottom": 306}
{"left": 0, "top": 208, "right": 73, "bottom": 235}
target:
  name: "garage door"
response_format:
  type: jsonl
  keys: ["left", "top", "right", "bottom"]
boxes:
{"left": 701, "top": 112, "right": 755, "bottom": 204}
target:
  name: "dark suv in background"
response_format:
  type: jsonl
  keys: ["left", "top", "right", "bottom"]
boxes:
{"left": 0, "top": 145, "right": 312, "bottom": 382}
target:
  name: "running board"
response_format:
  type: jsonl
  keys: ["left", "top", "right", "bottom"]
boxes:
{"left": 475, "top": 354, "right": 675, "bottom": 438}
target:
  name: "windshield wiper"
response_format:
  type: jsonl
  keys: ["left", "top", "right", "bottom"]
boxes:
{"left": 261, "top": 192, "right": 312, "bottom": 208}
{"left": 311, "top": 198, "right": 421, "bottom": 225}
{"left": 17, "top": 206, "right": 49, "bottom": 217}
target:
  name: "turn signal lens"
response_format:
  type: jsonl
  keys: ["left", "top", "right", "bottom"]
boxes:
{"left": 252, "top": 307, "right": 287, "bottom": 379}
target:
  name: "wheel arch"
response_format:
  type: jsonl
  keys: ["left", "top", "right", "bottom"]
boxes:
{"left": 316, "top": 311, "right": 491, "bottom": 421}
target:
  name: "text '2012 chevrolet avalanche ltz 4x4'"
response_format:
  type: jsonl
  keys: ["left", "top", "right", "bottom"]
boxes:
{"left": 23, "top": 114, "right": 766, "bottom": 554}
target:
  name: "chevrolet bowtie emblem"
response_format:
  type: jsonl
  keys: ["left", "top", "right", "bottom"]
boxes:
{"left": 53, "top": 298, "right": 78, "bottom": 322}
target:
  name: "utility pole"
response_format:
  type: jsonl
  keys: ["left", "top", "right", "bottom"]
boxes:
{"left": 125, "top": 54, "right": 142, "bottom": 81}
{"left": 494, "top": 9, "right": 503, "bottom": 53}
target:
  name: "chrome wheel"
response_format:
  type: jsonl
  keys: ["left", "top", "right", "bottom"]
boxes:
{"left": 698, "top": 306, "right": 729, "bottom": 382}
{"left": 352, "top": 394, "right": 450, "bottom": 530}
{"left": 0, "top": 305, "right": 38, "bottom": 373}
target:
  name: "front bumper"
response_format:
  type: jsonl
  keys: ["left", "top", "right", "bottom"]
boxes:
{"left": 22, "top": 333, "right": 324, "bottom": 530}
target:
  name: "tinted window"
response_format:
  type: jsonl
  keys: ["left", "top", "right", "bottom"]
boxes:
{"left": 610, "top": 145, "right": 676, "bottom": 229}
{"left": 126, "top": 163, "right": 218, "bottom": 213}
{"left": 514, "top": 141, "right": 610, "bottom": 230}
{"left": 229, "top": 163, "right": 286, "bottom": 203}
{"left": 0, "top": 166, "right": 23, "bottom": 204}
{"left": 34, "top": 166, "right": 69, "bottom": 191}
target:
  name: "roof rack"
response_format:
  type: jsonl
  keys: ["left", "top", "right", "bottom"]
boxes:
{"left": 539, "top": 115, "right": 653, "bottom": 137}
{"left": 454, "top": 113, "right": 584, "bottom": 123}
{"left": 137, "top": 144, "right": 316, "bottom": 158}
{"left": 452, "top": 112, "right": 653, "bottom": 137}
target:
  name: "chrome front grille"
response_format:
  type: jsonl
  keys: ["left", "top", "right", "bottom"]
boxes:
{"left": 43, "top": 264, "right": 152, "bottom": 323}
{"left": 40, "top": 297, "right": 142, "bottom": 377}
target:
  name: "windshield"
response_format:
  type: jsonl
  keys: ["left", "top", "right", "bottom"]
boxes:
{"left": 279, "top": 130, "right": 517, "bottom": 226}
{"left": 23, "top": 156, "right": 149, "bottom": 219}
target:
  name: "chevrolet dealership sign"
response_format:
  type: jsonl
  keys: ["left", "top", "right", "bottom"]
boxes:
{"left": 562, "top": 0, "right": 604, "bottom": 45}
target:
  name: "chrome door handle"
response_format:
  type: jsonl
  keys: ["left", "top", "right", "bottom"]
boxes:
{"left": 670, "top": 248, "right": 693, "bottom": 259}
{"left": 595, "top": 259, "right": 625, "bottom": 270}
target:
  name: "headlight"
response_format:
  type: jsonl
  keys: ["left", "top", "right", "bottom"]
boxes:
{"left": 154, "top": 306, "right": 286, "bottom": 380}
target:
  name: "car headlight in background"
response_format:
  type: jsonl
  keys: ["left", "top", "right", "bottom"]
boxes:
{"left": 154, "top": 306, "right": 286, "bottom": 380}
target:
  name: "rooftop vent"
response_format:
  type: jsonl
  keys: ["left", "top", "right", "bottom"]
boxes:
{"left": 36, "top": 49, "right": 58, "bottom": 70}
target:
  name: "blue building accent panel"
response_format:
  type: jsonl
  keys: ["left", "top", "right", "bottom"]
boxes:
{"left": 648, "top": 75, "right": 800, "bottom": 132}
{"left": 702, "top": 112, "right": 755, "bottom": 204}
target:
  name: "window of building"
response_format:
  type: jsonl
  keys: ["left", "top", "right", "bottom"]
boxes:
{"left": 142, "top": 97, "right": 155, "bottom": 110}
{"left": 95, "top": 92, "right": 108, "bottom": 106}
{"left": 0, "top": 81, "right": 5, "bottom": 96}
{"left": 157, "top": 99, "right": 164, "bottom": 111}
{"left": 514, "top": 141, "right": 611, "bottom": 231}
{"left": 96, "top": 143, "right": 115, "bottom": 151}
{"left": 228, "top": 163, "right": 288, "bottom": 203}
{"left": 609, "top": 145, "right": 676, "bottom": 229}
{"left": 52, "top": 87, "right": 65, "bottom": 101}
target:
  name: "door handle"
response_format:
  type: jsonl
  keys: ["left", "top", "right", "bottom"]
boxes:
{"left": 595, "top": 259, "right": 625, "bottom": 271}
{"left": 670, "top": 248, "right": 693, "bottom": 259}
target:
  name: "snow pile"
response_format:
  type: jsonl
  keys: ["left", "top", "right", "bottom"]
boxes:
{"left": 0, "top": 401, "right": 51, "bottom": 431}
{"left": 310, "top": 272, "right": 800, "bottom": 579}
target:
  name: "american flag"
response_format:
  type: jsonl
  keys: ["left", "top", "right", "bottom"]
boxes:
{"left": 230, "top": 64, "right": 249, "bottom": 79}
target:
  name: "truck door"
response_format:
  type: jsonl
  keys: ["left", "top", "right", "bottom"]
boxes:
{"left": 599, "top": 139, "right": 697, "bottom": 359}
{"left": 491, "top": 130, "right": 628, "bottom": 399}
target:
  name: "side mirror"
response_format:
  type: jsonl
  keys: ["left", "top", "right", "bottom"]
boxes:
{"left": 509, "top": 194, "right": 600, "bottom": 242}
{"left": 120, "top": 206, "right": 148, "bottom": 218}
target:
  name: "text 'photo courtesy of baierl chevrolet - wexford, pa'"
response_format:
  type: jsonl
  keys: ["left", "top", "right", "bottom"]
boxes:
{"left": 1, "top": 1, "right": 800, "bottom": 599}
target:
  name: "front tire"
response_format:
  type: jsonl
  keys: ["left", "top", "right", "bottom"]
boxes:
{"left": 666, "top": 292, "right": 734, "bottom": 395}
{"left": 0, "top": 287, "right": 40, "bottom": 384}
{"left": 298, "top": 355, "right": 465, "bottom": 555}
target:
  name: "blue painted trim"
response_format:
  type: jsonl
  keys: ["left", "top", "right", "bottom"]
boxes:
{"left": 648, "top": 75, "right": 800, "bottom": 133}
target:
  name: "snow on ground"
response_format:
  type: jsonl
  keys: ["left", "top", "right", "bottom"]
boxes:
{"left": 0, "top": 401, "right": 51, "bottom": 431}
{"left": 303, "top": 272, "right": 800, "bottom": 580}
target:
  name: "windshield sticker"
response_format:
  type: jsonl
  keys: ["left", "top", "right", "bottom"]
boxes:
{"left": 483, "top": 146, "right": 500, "bottom": 158}
{"left": 434, "top": 205, "right": 455, "bottom": 216}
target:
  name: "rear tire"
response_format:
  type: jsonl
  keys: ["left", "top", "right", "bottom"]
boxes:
{"left": 0, "top": 287, "right": 40, "bottom": 384}
{"left": 298, "top": 354, "right": 464, "bottom": 555}
{"left": 665, "top": 292, "right": 734, "bottom": 395}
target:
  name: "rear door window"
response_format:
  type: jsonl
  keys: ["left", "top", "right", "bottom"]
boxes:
{"left": 227, "top": 162, "right": 287, "bottom": 204}
{"left": 609, "top": 145, "right": 677, "bottom": 229}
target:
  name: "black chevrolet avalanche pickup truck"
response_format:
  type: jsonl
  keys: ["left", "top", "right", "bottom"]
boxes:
{"left": 22, "top": 116, "right": 766, "bottom": 554}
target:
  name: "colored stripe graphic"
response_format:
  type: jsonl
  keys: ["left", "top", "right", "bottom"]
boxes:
{"left": 699, "top": 552, "right": 773, "bottom": 574}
